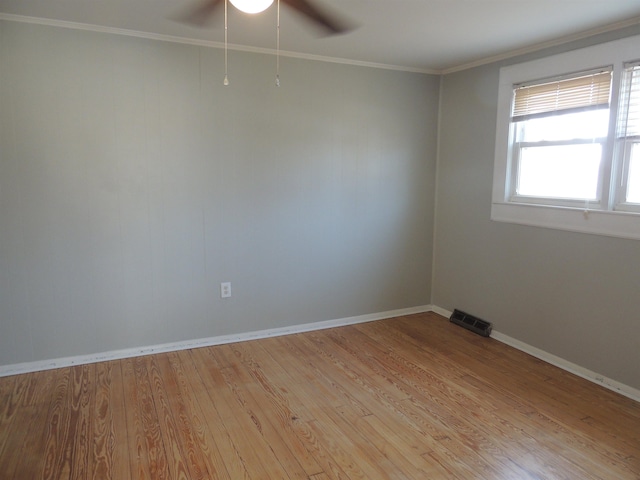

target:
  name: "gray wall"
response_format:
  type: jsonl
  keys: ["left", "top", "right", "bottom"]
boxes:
{"left": 3, "top": 18, "right": 638, "bottom": 394}
{"left": 433, "top": 27, "right": 640, "bottom": 391}
{"left": 0, "top": 20, "right": 439, "bottom": 365}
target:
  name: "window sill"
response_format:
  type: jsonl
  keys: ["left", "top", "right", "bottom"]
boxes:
{"left": 491, "top": 202, "right": 640, "bottom": 241}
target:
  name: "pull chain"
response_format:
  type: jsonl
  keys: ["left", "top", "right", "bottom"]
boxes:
{"left": 276, "top": 0, "right": 280, "bottom": 87}
{"left": 223, "top": 0, "right": 229, "bottom": 86}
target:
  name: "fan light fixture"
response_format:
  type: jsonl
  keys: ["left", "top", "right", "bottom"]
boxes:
{"left": 223, "top": 0, "right": 281, "bottom": 86}
{"left": 229, "top": 0, "right": 274, "bottom": 14}
{"left": 179, "top": 0, "right": 349, "bottom": 87}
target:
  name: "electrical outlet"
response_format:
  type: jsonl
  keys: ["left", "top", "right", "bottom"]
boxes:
{"left": 220, "top": 282, "right": 231, "bottom": 298}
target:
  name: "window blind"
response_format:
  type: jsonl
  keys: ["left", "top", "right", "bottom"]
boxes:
{"left": 512, "top": 69, "right": 612, "bottom": 121}
{"left": 620, "top": 62, "right": 640, "bottom": 137}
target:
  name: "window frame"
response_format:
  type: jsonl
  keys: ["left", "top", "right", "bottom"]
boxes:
{"left": 492, "top": 34, "right": 640, "bottom": 241}
{"left": 613, "top": 62, "right": 640, "bottom": 213}
{"left": 511, "top": 137, "right": 608, "bottom": 206}
{"left": 615, "top": 140, "right": 640, "bottom": 212}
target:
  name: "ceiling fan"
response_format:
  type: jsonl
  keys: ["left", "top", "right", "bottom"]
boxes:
{"left": 177, "top": 0, "right": 352, "bottom": 86}
{"left": 179, "top": 0, "right": 352, "bottom": 35}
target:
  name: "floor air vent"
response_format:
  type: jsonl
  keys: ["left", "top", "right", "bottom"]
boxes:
{"left": 449, "top": 309, "right": 492, "bottom": 337}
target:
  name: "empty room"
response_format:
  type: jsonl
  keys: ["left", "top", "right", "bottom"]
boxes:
{"left": 1, "top": 0, "right": 639, "bottom": 478}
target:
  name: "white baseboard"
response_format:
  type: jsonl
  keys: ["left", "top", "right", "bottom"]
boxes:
{"left": 490, "top": 330, "right": 640, "bottom": 403}
{"left": 431, "top": 306, "right": 640, "bottom": 403}
{"left": 3, "top": 304, "right": 638, "bottom": 404}
{"left": 0, "top": 304, "right": 434, "bottom": 378}
{"left": 428, "top": 305, "right": 453, "bottom": 319}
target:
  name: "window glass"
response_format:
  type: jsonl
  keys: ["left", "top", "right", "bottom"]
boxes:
{"left": 627, "top": 144, "right": 640, "bottom": 203}
{"left": 517, "top": 143, "right": 602, "bottom": 199}
{"left": 517, "top": 109, "right": 609, "bottom": 143}
{"left": 511, "top": 99, "right": 608, "bottom": 202}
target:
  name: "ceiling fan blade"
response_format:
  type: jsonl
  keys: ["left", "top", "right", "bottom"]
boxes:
{"left": 175, "top": 0, "right": 224, "bottom": 27}
{"left": 281, "top": 0, "right": 353, "bottom": 35}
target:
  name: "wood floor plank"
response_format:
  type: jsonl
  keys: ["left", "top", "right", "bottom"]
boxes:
{"left": 244, "top": 337, "right": 357, "bottom": 479}
{"left": 334, "top": 404, "right": 447, "bottom": 479}
{"left": 121, "top": 356, "right": 160, "bottom": 480}
{"left": 1, "top": 371, "right": 56, "bottom": 479}
{"left": 171, "top": 349, "right": 238, "bottom": 480}
{"left": 305, "top": 406, "right": 389, "bottom": 479}
{"left": 146, "top": 355, "right": 194, "bottom": 480}
{"left": 423, "top": 321, "right": 638, "bottom": 478}
{"left": 308, "top": 473, "right": 330, "bottom": 480}
{"left": 190, "top": 345, "right": 293, "bottom": 479}
{"left": 269, "top": 333, "right": 372, "bottom": 419}
{"left": 91, "top": 361, "right": 116, "bottom": 479}
{"left": 278, "top": 333, "right": 516, "bottom": 478}
{"left": 254, "top": 334, "right": 408, "bottom": 478}
{"left": 70, "top": 364, "right": 95, "bottom": 480}
{"left": 349, "top": 322, "right": 598, "bottom": 479}
{"left": 312, "top": 327, "right": 530, "bottom": 478}
{"left": 0, "top": 371, "right": 45, "bottom": 473}
{"left": 40, "top": 367, "right": 74, "bottom": 479}
{"left": 263, "top": 332, "right": 427, "bottom": 479}
{"left": 0, "top": 312, "right": 639, "bottom": 479}
{"left": 393, "top": 315, "right": 639, "bottom": 479}
{"left": 336, "top": 329, "right": 546, "bottom": 478}
{"left": 102, "top": 360, "right": 132, "bottom": 480}
{"left": 156, "top": 352, "right": 216, "bottom": 480}
{"left": 218, "top": 342, "right": 324, "bottom": 478}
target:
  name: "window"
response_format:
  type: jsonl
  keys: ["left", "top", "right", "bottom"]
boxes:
{"left": 493, "top": 34, "right": 640, "bottom": 240}
{"left": 511, "top": 70, "right": 611, "bottom": 205}
{"left": 617, "top": 62, "right": 640, "bottom": 209}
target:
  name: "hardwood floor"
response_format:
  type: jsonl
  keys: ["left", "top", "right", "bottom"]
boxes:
{"left": 1, "top": 312, "right": 639, "bottom": 479}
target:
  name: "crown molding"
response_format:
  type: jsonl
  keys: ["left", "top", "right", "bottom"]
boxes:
{"left": 2, "top": 13, "right": 639, "bottom": 80}
{"left": 0, "top": 13, "right": 437, "bottom": 75}
{"left": 442, "top": 15, "right": 640, "bottom": 74}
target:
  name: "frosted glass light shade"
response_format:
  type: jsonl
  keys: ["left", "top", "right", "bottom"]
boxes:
{"left": 229, "top": 0, "right": 274, "bottom": 14}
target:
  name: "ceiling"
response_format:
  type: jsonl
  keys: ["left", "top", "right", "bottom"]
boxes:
{"left": 1, "top": 0, "right": 640, "bottom": 73}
